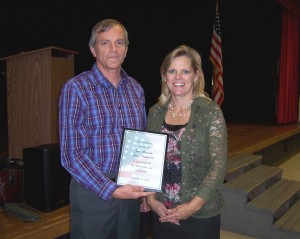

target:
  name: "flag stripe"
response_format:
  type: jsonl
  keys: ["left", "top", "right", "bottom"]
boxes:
{"left": 210, "top": 0, "right": 224, "bottom": 106}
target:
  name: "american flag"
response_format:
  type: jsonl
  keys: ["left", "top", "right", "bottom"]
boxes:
{"left": 210, "top": 1, "right": 224, "bottom": 106}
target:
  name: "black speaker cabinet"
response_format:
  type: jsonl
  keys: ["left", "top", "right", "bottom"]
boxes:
{"left": 23, "top": 144, "right": 71, "bottom": 212}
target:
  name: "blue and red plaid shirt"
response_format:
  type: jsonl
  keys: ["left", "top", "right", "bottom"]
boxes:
{"left": 59, "top": 64, "right": 146, "bottom": 201}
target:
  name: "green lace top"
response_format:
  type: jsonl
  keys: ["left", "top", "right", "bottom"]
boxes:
{"left": 147, "top": 96, "right": 227, "bottom": 218}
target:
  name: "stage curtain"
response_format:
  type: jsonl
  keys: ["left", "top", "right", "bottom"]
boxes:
{"left": 276, "top": 0, "right": 300, "bottom": 124}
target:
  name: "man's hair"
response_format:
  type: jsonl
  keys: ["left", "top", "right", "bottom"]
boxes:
{"left": 88, "top": 19, "right": 129, "bottom": 47}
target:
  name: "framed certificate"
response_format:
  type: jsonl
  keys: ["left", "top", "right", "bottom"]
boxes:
{"left": 116, "top": 128, "right": 169, "bottom": 192}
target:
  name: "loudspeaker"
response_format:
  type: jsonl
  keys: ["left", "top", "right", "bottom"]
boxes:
{"left": 23, "top": 144, "right": 71, "bottom": 212}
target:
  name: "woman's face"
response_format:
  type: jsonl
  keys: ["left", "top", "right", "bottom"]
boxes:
{"left": 165, "top": 56, "right": 198, "bottom": 98}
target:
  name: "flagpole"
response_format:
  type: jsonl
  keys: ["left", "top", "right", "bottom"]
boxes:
{"left": 209, "top": 0, "right": 224, "bottom": 106}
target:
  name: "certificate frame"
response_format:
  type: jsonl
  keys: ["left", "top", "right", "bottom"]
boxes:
{"left": 116, "top": 128, "right": 169, "bottom": 192}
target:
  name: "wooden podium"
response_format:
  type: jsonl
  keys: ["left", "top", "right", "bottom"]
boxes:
{"left": 0, "top": 47, "right": 78, "bottom": 159}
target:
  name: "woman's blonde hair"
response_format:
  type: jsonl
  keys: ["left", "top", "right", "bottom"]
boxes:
{"left": 158, "top": 45, "right": 208, "bottom": 106}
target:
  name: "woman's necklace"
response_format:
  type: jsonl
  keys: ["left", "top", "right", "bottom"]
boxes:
{"left": 168, "top": 97, "right": 194, "bottom": 118}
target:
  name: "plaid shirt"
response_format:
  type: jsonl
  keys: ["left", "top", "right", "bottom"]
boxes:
{"left": 59, "top": 64, "right": 146, "bottom": 201}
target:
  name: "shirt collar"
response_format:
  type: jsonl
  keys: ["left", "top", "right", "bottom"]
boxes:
{"left": 91, "top": 64, "right": 129, "bottom": 87}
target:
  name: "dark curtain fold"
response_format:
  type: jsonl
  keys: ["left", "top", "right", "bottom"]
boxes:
{"left": 277, "top": 0, "right": 300, "bottom": 124}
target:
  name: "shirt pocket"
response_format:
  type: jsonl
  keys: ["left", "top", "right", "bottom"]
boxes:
{"left": 89, "top": 113, "right": 114, "bottom": 136}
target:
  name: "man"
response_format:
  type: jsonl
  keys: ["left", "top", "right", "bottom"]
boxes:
{"left": 59, "top": 19, "right": 153, "bottom": 239}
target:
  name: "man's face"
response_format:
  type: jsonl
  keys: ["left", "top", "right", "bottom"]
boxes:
{"left": 90, "top": 25, "right": 128, "bottom": 72}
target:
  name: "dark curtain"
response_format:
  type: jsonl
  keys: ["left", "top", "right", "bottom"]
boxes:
{"left": 277, "top": 0, "right": 300, "bottom": 124}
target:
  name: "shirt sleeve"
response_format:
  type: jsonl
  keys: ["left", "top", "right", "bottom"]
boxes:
{"left": 58, "top": 82, "right": 117, "bottom": 201}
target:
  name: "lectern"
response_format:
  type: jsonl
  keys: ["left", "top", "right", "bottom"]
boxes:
{"left": 0, "top": 47, "right": 78, "bottom": 159}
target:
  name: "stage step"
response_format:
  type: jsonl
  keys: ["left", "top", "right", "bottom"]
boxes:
{"left": 273, "top": 199, "right": 300, "bottom": 235}
{"left": 243, "top": 179, "right": 300, "bottom": 238}
{"left": 225, "top": 154, "right": 262, "bottom": 182}
{"left": 223, "top": 164, "right": 282, "bottom": 203}
{"left": 221, "top": 154, "right": 300, "bottom": 239}
{"left": 246, "top": 179, "right": 300, "bottom": 220}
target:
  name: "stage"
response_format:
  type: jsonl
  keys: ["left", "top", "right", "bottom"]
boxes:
{"left": 227, "top": 122, "right": 300, "bottom": 164}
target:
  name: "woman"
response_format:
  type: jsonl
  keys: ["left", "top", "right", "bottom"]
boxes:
{"left": 146, "top": 45, "right": 227, "bottom": 239}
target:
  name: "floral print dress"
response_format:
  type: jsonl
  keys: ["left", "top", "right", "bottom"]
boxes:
{"left": 161, "top": 121, "right": 187, "bottom": 209}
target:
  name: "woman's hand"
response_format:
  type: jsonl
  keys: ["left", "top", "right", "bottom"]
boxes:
{"left": 147, "top": 195, "right": 180, "bottom": 225}
{"left": 147, "top": 194, "right": 169, "bottom": 217}
{"left": 159, "top": 203, "right": 194, "bottom": 223}
{"left": 159, "top": 196, "right": 205, "bottom": 224}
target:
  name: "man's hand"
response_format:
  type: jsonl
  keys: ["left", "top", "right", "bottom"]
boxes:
{"left": 112, "top": 185, "right": 155, "bottom": 199}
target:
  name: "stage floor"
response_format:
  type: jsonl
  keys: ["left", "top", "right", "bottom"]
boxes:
{"left": 227, "top": 122, "right": 300, "bottom": 158}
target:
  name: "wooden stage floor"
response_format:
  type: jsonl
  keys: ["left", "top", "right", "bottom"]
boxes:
{"left": 227, "top": 122, "right": 300, "bottom": 158}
